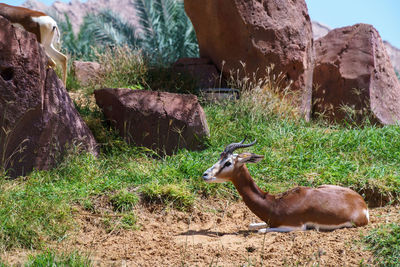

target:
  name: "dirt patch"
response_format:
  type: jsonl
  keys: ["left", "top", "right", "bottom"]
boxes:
{"left": 2, "top": 201, "right": 399, "bottom": 266}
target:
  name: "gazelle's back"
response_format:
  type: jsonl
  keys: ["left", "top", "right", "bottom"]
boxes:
{"left": 272, "top": 185, "right": 369, "bottom": 228}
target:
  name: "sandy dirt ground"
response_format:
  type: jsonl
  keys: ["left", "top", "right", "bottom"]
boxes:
{"left": 2, "top": 199, "right": 399, "bottom": 266}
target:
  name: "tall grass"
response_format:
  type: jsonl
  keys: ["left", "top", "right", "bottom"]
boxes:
{"left": 93, "top": 46, "right": 148, "bottom": 90}
{"left": 82, "top": 46, "right": 197, "bottom": 94}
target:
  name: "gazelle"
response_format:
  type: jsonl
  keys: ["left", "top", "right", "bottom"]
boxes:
{"left": 202, "top": 139, "right": 369, "bottom": 233}
{"left": 0, "top": 3, "right": 67, "bottom": 85}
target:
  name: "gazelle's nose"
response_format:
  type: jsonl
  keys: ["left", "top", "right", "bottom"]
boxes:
{"left": 202, "top": 172, "right": 209, "bottom": 179}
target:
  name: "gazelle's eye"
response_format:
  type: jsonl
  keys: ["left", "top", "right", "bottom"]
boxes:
{"left": 224, "top": 161, "right": 232, "bottom": 167}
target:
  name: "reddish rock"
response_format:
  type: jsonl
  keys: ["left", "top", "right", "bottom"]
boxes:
{"left": 313, "top": 24, "right": 400, "bottom": 124}
{"left": 73, "top": 60, "right": 103, "bottom": 86}
{"left": 312, "top": 21, "right": 400, "bottom": 74}
{"left": 0, "top": 16, "right": 98, "bottom": 178}
{"left": 94, "top": 88, "right": 209, "bottom": 155}
{"left": 172, "top": 57, "right": 222, "bottom": 88}
{"left": 184, "top": 0, "right": 314, "bottom": 118}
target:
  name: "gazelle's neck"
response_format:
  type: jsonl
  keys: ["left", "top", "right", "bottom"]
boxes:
{"left": 231, "top": 165, "right": 275, "bottom": 223}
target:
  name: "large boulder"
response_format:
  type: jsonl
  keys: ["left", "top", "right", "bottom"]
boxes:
{"left": 313, "top": 24, "right": 400, "bottom": 124}
{"left": 312, "top": 21, "right": 400, "bottom": 74}
{"left": 184, "top": 0, "right": 314, "bottom": 118}
{"left": 94, "top": 89, "right": 209, "bottom": 155}
{"left": 0, "top": 16, "right": 98, "bottom": 178}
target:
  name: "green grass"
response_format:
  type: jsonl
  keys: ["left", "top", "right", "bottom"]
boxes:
{"left": 364, "top": 223, "right": 400, "bottom": 266}
{"left": 1, "top": 46, "right": 400, "bottom": 260}
{"left": 90, "top": 46, "right": 198, "bottom": 94}
{"left": 25, "top": 250, "right": 91, "bottom": 267}
{"left": 110, "top": 189, "right": 139, "bottom": 212}
{"left": 141, "top": 182, "right": 195, "bottom": 211}
{"left": 1, "top": 99, "right": 399, "bottom": 251}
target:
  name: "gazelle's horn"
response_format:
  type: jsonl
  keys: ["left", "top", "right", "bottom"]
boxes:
{"left": 222, "top": 138, "right": 257, "bottom": 155}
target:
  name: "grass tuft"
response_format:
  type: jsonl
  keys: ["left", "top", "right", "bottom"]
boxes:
{"left": 364, "top": 223, "right": 400, "bottom": 266}
{"left": 94, "top": 46, "right": 148, "bottom": 91}
{"left": 141, "top": 182, "right": 195, "bottom": 211}
{"left": 110, "top": 189, "right": 139, "bottom": 212}
{"left": 25, "top": 250, "right": 91, "bottom": 267}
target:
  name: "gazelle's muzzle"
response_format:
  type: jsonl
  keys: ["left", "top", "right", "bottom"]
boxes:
{"left": 202, "top": 166, "right": 215, "bottom": 182}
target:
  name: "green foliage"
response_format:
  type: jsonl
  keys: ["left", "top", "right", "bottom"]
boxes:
{"left": 110, "top": 189, "right": 139, "bottom": 212}
{"left": 0, "top": 179, "right": 71, "bottom": 250}
{"left": 93, "top": 46, "right": 148, "bottom": 90}
{"left": 1, "top": 90, "right": 400, "bottom": 250}
{"left": 57, "top": 14, "right": 97, "bottom": 61}
{"left": 1, "top": 66, "right": 400, "bottom": 251}
{"left": 396, "top": 70, "right": 400, "bottom": 81}
{"left": 81, "top": 10, "right": 139, "bottom": 50}
{"left": 57, "top": 1, "right": 198, "bottom": 65}
{"left": 25, "top": 250, "right": 91, "bottom": 267}
{"left": 364, "top": 223, "right": 400, "bottom": 266}
{"left": 84, "top": 46, "right": 197, "bottom": 93}
{"left": 141, "top": 182, "right": 195, "bottom": 211}
{"left": 121, "top": 212, "right": 139, "bottom": 230}
{"left": 205, "top": 98, "right": 400, "bottom": 196}
{"left": 133, "top": 0, "right": 199, "bottom": 64}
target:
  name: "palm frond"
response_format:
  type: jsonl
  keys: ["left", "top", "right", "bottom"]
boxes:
{"left": 57, "top": 0, "right": 199, "bottom": 64}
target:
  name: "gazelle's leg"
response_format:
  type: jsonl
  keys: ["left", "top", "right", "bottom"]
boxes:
{"left": 37, "top": 18, "right": 67, "bottom": 85}
{"left": 47, "top": 57, "right": 56, "bottom": 68}
{"left": 35, "top": 17, "right": 56, "bottom": 67}
{"left": 249, "top": 222, "right": 268, "bottom": 231}
{"left": 47, "top": 44, "right": 67, "bottom": 85}
{"left": 258, "top": 225, "right": 306, "bottom": 233}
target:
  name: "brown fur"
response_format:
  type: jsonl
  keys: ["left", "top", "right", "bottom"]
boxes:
{"left": 229, "top": 165, "right": 369, "bottom": 228}
{"left": 0, "top": 3, "right": 46, "bottom": 42}
{"left": 0, "top": 3, "right": 68, "bottom": 85}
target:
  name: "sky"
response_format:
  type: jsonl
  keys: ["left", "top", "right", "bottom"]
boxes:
{"left": 3, "top": 0, "right": 400, "bottom": 47}
{"left": 306, "top": 0, "right": 400, "bottom": 47}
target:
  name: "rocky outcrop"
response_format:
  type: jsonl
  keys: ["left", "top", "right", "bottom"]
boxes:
{"left": 184, "top": 0, "right": 315, "bottom": 119}
{"left": 312, "top": 21, "right": 400, "bottom": 73}
{"left": 313, "top": 24, "right": 400, "bottom": 125}
{"left": 73, "top": 60, "right": 103, "bottom": 87}
{"left": 94, "top": 88, "right": 209, "bottom": 155}
{"left": 0, "top": 16, "right": 98, "bottom": 178}
{"left": 172, "top": 58, "right": 221, "bottom": 89}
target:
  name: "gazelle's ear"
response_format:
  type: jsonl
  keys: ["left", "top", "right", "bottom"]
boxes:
{"left": 236, "top": 153, "right": 264, "bottom": 164}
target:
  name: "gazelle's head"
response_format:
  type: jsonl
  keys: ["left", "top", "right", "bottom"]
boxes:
{"left": 202, "top": 139, "right": 264, "bottom": 183}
